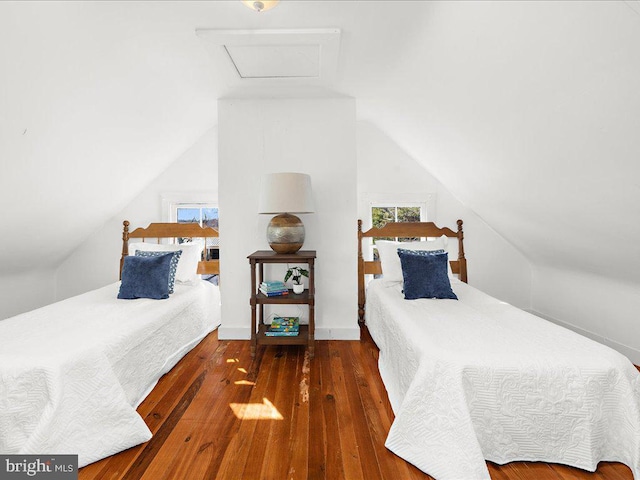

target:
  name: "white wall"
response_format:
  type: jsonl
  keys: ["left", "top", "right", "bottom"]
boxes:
{"left": 357, "top": 121, "right": 532, "bottom": 309}
{"left": 55, "top": 127, "right": 218, "bottom": 300}
{"left": 0, "top": 270, "right": 56, "bottom": 320}
{"left": 218, "top": 98, "right": 358, "bottom": 341}
{"left": 531, "top": 265, "right": 640, "bottom": 365}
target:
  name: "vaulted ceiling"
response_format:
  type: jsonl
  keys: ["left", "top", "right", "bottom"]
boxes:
{"left": 1, "top": 1, "right": 639, "bottom": 283}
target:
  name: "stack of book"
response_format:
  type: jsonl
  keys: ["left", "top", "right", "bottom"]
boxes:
{"left": 259, "top": 280, "right": 289, "bottom": 297}
{"left": 265, "top": 316, "right": 300, "bottom": 336}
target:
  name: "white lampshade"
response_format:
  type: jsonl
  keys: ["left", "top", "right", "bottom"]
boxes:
{"left": 258, "top": 173, "right": 315, "bottom": 214}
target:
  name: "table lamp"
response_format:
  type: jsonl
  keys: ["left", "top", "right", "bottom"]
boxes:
{"left": 258, "top": 172, "right": 314, "bottom": 254}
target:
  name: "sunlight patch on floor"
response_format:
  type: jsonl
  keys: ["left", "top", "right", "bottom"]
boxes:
{"left": 299, "top": 350, "right": 310, "bottom": 403}
{"left": 234, "top": 379, "right": 256, "bottom": 386}
{"left": 229, "top": 398, "right": 283, "bottom": 420}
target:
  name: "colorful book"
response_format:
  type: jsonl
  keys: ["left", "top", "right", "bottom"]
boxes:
{"left": 265, "top": 317, "right": 299, "bottom": 336}
{"left": 260, "top": 285, "right": 288, "bottom": 294}
{"left": 260, "top": 284, "right": 288, "bottom": 294}
{"left": 260, "top": 288, "right": 289, "bottom": 297}
{"left": 261, "top": 281, "right": 286, "bottom": 290}
{"left": 268, "top": 316, "right": 298, "bottom": 331}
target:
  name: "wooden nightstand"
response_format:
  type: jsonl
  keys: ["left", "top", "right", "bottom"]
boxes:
{"left": 248, "top": 250, "right": 316, "bottom": 358}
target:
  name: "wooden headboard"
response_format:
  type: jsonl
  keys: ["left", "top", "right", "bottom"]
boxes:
{"left": 120, "top": 220, "right": 220, "bottom": 279}
{"left": 357, "top": 219, "right": 467, "bottom": 323}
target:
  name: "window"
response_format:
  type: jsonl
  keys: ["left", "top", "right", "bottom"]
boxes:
{"left": 175, "top": 205, "right": 219, "bottom": 230}
{"left": 372, "top": 205, "right": 421, "bottom": 227}
{"left": 168, "top": 201, "right": 219, "bottom": 259}
{"left": 371, "top": 203, "right": 425, "bottom": 242}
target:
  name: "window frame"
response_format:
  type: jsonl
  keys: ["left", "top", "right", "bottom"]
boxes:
{"left": 370, "top": 201, "right": 427, "bottom": 242}
{"left": 161, "top": 194, "right": 219, "bottom": 256}
{"left": 170, "top": 203, "right": 219, "bottom": 228}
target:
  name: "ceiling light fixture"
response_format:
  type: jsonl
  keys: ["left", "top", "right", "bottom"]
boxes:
{"left": 242, "top": 0, "right": 279, "bottom": 13}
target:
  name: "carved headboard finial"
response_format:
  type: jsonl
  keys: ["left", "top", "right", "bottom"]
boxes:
{"left": 456, "top": 219, "right": 467, "bottom": 282}
{"left": 120, "top": 220, "right": 131, "bottom": 280}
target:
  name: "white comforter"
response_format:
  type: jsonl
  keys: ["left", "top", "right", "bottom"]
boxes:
{"left": 0, "top": 281, "right": 220, "bottom": 467}
{"left": 366, "top": 278, "right": 640, "bottom": 479}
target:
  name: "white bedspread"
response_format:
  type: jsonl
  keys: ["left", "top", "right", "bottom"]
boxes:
{"left": 366, "top": 278, "right": 640, "bottom": 479}
{"left": 0, "top": 281, "right": 220, "bottom": 467}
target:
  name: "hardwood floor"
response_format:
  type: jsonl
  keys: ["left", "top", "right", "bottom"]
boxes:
{"left": 79, "top": 327, "right": 634, "bottom": 480}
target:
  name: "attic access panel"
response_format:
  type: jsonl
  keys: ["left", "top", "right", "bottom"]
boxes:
{"left": 196, "top": 28, "right": 340, "bottom": 85}
{"left": 225, "top": 44, "right": 320, "bottom": 79}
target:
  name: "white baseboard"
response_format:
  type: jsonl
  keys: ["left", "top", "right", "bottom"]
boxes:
{"left": 217, "top": 326, "right": 361, "bottom": 341}
{"left": 218, "top": 327, "right": 251, "bottom": 340}
{"left": 528, "top": 309, "right": 640, "bottom": 366}
{"left": 315, "top": 327, "right": 361, "bottom": 341}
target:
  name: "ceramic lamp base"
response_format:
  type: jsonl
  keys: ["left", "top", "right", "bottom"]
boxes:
{"left": 266, "top": 213, "right": 305, "bottom": 254}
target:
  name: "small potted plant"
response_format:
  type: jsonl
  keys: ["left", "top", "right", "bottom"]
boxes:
{"left": 284, "top": 266, "right": 309, "bottom": 294}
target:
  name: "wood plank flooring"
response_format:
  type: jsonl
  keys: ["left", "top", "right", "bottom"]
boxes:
{"left": 79, "top": 326, "right": 634, "bottom": 480}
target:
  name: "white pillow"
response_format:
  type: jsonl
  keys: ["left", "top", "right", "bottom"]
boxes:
{"left": 129, "top": 242, "right": 202, "bottom": 285}
{"left": 375, "top": 235, "right": 450, "bottom": 283}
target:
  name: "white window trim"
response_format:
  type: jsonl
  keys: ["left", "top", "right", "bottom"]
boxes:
{"left": 370, "top": 201, "right": 426, "bottom": 247}
{"left": 168, "top": 203, "right": 219, "bottom": 225}
{"left": 359, "top": 192, "right": 436, "bottom": 261}
{"left": 360, "top": 192, "right": 435, "bottom": 231}
{"left": 161, "top": 192, "right": 218, "bottom": 222}
{"left": 370, "top": 201, "right": 427, "bottom": 222}
{"left": 161, "top": 193, "right": 219, "bottom": 248}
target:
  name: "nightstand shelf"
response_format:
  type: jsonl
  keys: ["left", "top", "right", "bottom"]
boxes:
{"left": 248, "top": 250, "right": 316, "bottom": 358}
{"left": 255, "top": 290, "right": 310, "bottom": 304}
{"left": 256, "top": 324, "right": 310, "bottom": 346}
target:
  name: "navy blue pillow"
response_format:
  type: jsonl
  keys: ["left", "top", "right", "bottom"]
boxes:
{"left": 135, "top": 250, "right": 182, "bottom": 293}
{"left": 118, "top": 253, "right": 173, "bottom": 300}
{"left": 397, "top": 248, "right": 458, "bottom": 300}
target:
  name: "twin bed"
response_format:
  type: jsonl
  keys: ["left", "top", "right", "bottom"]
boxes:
{"left": 358, "top": 219, "right": 640, "bottom": 479}
{"left": 0, "top": 221, "right": 220, "bottom": 467}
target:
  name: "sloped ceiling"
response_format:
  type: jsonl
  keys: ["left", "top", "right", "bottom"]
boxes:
{"left": 1, "top": 1, "right": 639, "bottom": 283}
